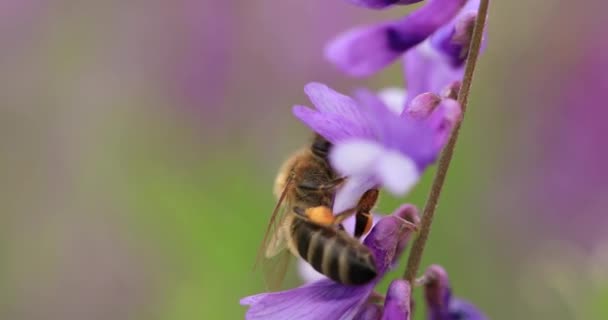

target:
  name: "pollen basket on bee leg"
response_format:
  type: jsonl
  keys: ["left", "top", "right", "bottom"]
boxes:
{"left": 305, "top": 206, "right": 335, "bottom": 226}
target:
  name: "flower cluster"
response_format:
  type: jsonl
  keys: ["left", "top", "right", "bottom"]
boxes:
{"left": 327, "top": 0, "right": 484, "bottom": 78}
{"left": 294, "top": 82, "right": 460, "bottom": 213}
{"left": 242, "top": 0, "right": 489, "bottom": 319}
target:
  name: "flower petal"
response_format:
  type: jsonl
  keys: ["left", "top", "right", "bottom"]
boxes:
{"left": 363, "top": 212, "right": 418, "bottom": 274}
{"left": 378, "top": 87, "right": 408, "bottom": 115}
{"left": 375, "top": 151, "right": 420, "bottom": 195}
{"left": 403, "top": 41, "right": 462, "bottom": 104}
{"left": 346, "top": 0, "right": 423, "bottom": 10}
{"left": 430, "top": 11, "right": 477, "bottom": 67}
{"left": 304, "top": 82, "right": 362, "bottom": 119}
{"left": 326, "top": 0, "right": 467, "bottom": 76}
{"left": 430, "top": 0, "right": 487, "bottom": 67}
{"left": 297, "top": 258, "right": 326, "bottom": 283}
{"left": 354, "top": 303, "right": 382, "bottom": 320}
{"left": 329, "top": 140, "right": 385, "bottom": 214}
{"left": 423, "top": 265, "right": 488, "bottom": 320}
{"left": 293, "top": 105, "right": 373, "bottom": 143}
{"left": 331, "top": 140, "right": 383, "bottom": 176}
{"left": 341, "top": 213, "right": 382, "bottom": 240}
{"left": 423, "top": 265, "right": 451, "bottom": 315}
{"left": 390, "top": 204, "right": 421, "bottom": 265}
{"left": 294, "top": 83, "right": 377, "bottom": 143}
{"left": 382, "top": 280, "right": 411, "bottom": 320}
{"left": 325, "top": 22, "right": 405, "bottom": 77}
{"left": 447, "top": 298, "right": 488, "bottom": 320}
{"left": 425, "top": 98, "right": 461, "bottom": 150}
{"left": 241, "top": 280, "right": 370, "bottom": 320}
{"left": 353, "top": 88, "right": 398, "bottom": 117}
{"left": 332, "top": 175, "right": 377, "bottom": 214}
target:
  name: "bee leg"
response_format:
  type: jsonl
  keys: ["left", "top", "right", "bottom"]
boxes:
{"left": 353, "top": 211, "right": 373, "bottom": 239}
{"left": 292, "top": 206, "right": 310, "bottom": 220}
{"left": 332, "top": 207, "right": 357, "bottom": 225}
{"left": 352, "top": 188, "right": 380, "bottom": 238}
{"left": 298, "top": 177, "right": 347, "bottom": 192}
{"left": 334, "top": 189, "right": 379, "bottom": 228}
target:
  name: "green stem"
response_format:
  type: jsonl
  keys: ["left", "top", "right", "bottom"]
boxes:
{"left": 403, "top": 0, "right": 490, "bottom": 283}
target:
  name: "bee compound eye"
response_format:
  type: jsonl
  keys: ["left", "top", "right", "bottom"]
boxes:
{"left": 312, "top": 137, "right": 332, "bottom": 157}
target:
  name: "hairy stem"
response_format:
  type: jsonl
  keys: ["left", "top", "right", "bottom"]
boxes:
{"left": 403, "top": 0, "right": 490, "bottom": 282}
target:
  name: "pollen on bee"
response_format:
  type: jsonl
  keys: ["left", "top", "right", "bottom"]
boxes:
{"left": 305, "top": 206, "right": 335, "bottom": 226}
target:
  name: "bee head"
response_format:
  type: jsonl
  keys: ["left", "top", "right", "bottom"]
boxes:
{"left": 311, "top": 134, "right": 332, "bottom": 159}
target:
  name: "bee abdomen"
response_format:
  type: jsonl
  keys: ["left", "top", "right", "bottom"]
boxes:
{"left": 293, "top": 221, "right": 377, "bottom": 285}
{"left": 335, "top": 239, "right": 377, "bottom": 285}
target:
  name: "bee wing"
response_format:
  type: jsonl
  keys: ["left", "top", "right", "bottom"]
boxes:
{"left": 262, "top": 249, "right": 292, "bottom": 291}
{"left": 264, "top": 213, "right": 288, "bottom": 257}
{"left": 253, "top": 174, "right": 294, "bottom": 290}
{"left": 254, "top": 174, "right": 293, "bottom": 269}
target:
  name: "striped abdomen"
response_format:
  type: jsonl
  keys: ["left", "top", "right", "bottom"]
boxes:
{"left": 291, "top": 218, "right": 377, "bottom": 285}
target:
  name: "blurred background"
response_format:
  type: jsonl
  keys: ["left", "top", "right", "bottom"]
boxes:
{"left": 1, "top": 1, "right": 607, "bottom": 319}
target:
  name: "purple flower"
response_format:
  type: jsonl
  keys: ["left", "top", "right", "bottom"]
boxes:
{"left": 404, "top": 0, "right": 486, "bottom": 106}
{"left": 346, "top": 0, "right": 424, "bottom": 10}
{"left": 423, "top": 265, "right": 487, "bottom": 320}
{"left": 381, "top": 279, "right": 412, "bottom": 319}
{"left": 354, "top": 279, "right": 412, "bottom": 320}
{"left": 326, "top": 0, "right": 469, "bottom": 77}
{"left": 354, "top": 303, "right": 383, "bottom": 320}
{"left": 241, "top": 206, "right": 419, "bottom": 320}
{"left": 293, "top": 82, "right": 460, "bottom": 213}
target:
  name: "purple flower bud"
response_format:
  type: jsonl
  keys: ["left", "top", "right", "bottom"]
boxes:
{"left": 403, "top": 0, "right": 487, "bottom": 103}
{"left": 382, "top": 280, "right": 412, "bottom": 320}
{"left": 440, "top": 81, "right": 461, "bottom": 99}
{"left": 405, "top": 92, "right": 442, "bottom": 119}
{"left": 423, "top": 265, "right": 488, "bottom": 320}
{"left": 431, "top": 11, "right": 477, "bottom": 67}
{"left": 424, "top": 265, "right": 451, "bottom": 314}
{"left": 326, "top": 0, "right": 467, "bottom": 76}
{"left": 354, "top": 303, "right": 383, "bottom": 320}
{"left": 392, "top": 205, "right": 421, "bottom": 266}
{"left": 364, "top": 212, "right": 419, "bottom": 275}
{"left": 425, "top": 99, "right": 462, "bottom": 150}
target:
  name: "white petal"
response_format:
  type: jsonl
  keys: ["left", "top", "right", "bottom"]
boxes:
{"left": 378, "top": 87, "right": 407, "bottom": 115}
{"left": 418, "top": 39, "right": 442, "bottom": 59}
{"left": 340, "top": 215, "right": 357, "bottom": 237}
{"left": 297, "top": 258, "right": 326, "bottom": 283}
{"left": 330, "top": 140, "right": 383, "bottom": 176}
{"left": 332, "top": 175, "right": 376, "bottom": 214}
{"left": 375, "top": 151, "right": 420, "bottom": 195}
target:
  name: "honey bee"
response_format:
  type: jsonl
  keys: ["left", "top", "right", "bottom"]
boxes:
{"left": 256, "top": 134, "right": 380, "bottom": 288}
